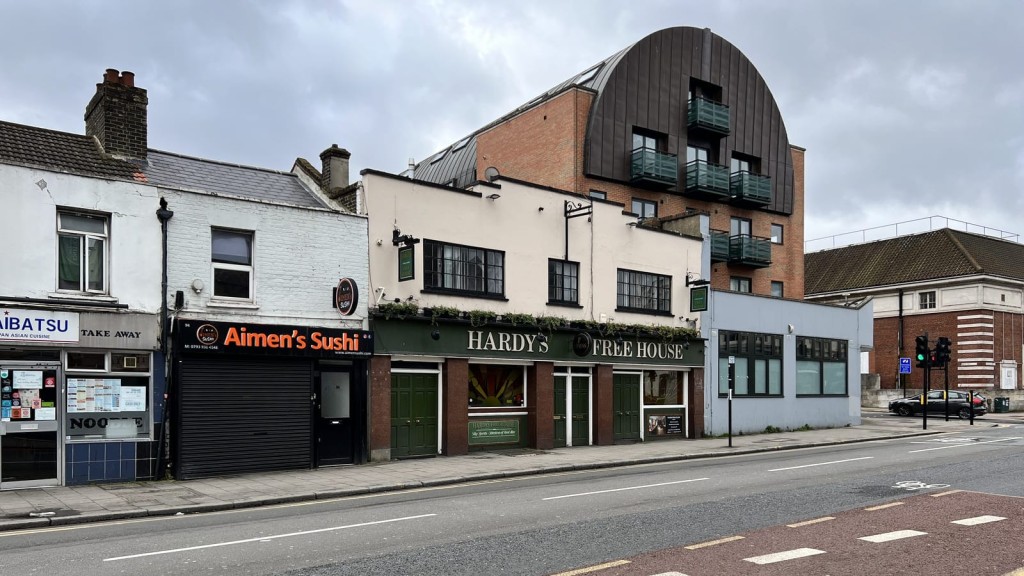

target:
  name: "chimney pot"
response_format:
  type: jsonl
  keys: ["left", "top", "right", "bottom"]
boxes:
{"left": 121, "top": 71, "right": 135, "bottom": 87}
{"left": 104, "top": 69, "right": 120, "bottom": 83}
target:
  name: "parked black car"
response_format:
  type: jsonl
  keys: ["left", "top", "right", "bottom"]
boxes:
{"left": 889, "top": 390, "right": 987, "bottom": 419}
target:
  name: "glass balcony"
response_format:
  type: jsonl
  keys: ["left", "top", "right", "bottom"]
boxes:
{"left": 687, "top": 97, "right": 730, "bottom": 137}
{"left": 630, "top": 147, "right": 677, "bottom": 187}
{"left": 684, "top": 160, "right": 730, "bottom": 201}
{"left": 729, "top": 171, "right": 772, "bottom": 208}
{"left": 710, "top": 230, "right": 730, "bottom": 262}
{"left": 729, "top": 235, "right": 772, "bottom": 267}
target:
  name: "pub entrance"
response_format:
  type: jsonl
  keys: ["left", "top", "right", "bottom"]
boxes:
{"left": 553, "top": 367, "right": 591, "bottom": 448}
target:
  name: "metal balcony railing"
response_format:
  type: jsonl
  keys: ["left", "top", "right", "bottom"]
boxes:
{"left": 630, "top": 146, "right": 678, "bottom": 187}
{"left": 687, "top": 97, "right": 730, "bottom": 136}
{"left": 729, "top": 171, "right": 771, "bottom": 207}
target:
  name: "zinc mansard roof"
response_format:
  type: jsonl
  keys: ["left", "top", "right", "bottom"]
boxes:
{"left": 804, "top": 228, "right": 1024, "bottom": 295}
{"left": 0, "top": 120, "right": 327, "bottom": 209}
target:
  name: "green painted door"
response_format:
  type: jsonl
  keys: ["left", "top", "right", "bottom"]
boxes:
{"left": 571, "top": 378, "right": 590, "bottom": 446}
{"left": 553, "top": 376, "right": 567, "bottom": 448}
{"left": 391, "top": 372, "right": 438, "bottom": 458}
{"left": 613, "top": 373, "right": 642, "bottom": 442}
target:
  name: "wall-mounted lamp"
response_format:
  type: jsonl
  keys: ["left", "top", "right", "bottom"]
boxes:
{"left": 392, "top": 228, "right": 421, "bottom": 247}
{"left": 685, "top": 273, "right": 710, "bottom": 287}
{"left": 430, "top": 330, "right": 441, "bottom": 341}
{"left": 190, "top": 279, "right": 204, "bottom": 294}
{"left": 487, "top": 193, "right": 501, "bottom": 200}
{"left": 537, "top": 332, "right": 548, "bottom": 344}
{"left": 787, "top": 324, "right": 795, "bottom": 334}
{"left": 538, "top": 206, "right": 544, "bottom": 212}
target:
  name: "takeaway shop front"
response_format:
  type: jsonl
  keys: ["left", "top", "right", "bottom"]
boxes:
{"left": 1, "top": 306, "right": 161, "bottom": 489}
{"left": 369, "top": 318, "right": 705, "bottom": 462}
{"left": 173, "top": 319, "right": 373, "bottom": 480}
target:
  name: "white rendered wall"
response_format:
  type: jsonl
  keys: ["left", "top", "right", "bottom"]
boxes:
{"left": 0, "top": 164, "right": 162, "bottom": 312}
{"left": 362, "top": 173, "right": 704, "bottom": 330}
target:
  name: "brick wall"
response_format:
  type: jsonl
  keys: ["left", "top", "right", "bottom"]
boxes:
{"left": 84, "top": 71, "right": 148, "bottom": 159}
{"left": 163, "top": 189, "right": 368, "bottom": 327}
{"left": 474, "top": 89, "right": 806, "bottom": 299}
{"left": 872, "top": 309, "right": 1024, "bottom": 390}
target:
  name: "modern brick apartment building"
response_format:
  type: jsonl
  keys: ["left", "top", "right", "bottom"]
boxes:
{"left": 413, "top": 26, "right": 805, "bottom": 300}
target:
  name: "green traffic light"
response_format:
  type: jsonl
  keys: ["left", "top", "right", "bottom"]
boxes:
{"left": 916, "top": 353, "right": 925, "bottom": 361}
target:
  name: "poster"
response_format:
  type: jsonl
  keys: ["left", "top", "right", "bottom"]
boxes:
{"left": 35, "top": 407, "right": 55, "bottom": 421}
{"left": 120, "top": 386, "right": 147, "bottom": 411}
{"left": 13, "top": 371, "right": 43, "bottom": 389}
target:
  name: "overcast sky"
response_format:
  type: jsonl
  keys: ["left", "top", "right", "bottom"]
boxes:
{"left": 2, "top": 0, "right": 1022, "bottom": 250}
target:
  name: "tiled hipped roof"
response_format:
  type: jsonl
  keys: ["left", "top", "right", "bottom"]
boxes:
{"left": 0, "top": 121, "right": 326, "bottom": 209}
{"left": 804, "top": 229, "right": 1024, "bottom": 295}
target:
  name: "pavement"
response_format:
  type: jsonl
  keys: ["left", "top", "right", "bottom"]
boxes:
{"left": 2, "top": 408, "right": 1022, "bottom": 533}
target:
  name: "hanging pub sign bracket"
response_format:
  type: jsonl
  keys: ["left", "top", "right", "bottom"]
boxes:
{"left": 563, "top": 200, "right": 593, "bottom": 260}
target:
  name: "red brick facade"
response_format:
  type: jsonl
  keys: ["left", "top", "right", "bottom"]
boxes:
{"left": 474, "top": 88, "right": 807, "bottom": 298}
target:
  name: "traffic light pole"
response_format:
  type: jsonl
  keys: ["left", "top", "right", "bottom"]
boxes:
{"left": 922, "top": 361, "right": 928, "bottom": 430}
{"left": 943, "top": 363, "right": 950, "bottom": 422}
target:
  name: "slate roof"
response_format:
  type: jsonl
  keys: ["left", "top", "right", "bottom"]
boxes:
{"left": 145, "top": 150, "right": 327, "bottom": 209}
{"left": 0, "top": 121, "right": 326, "bottom": 209}
{"left": 411, "top": 44, "right": 632, "bottom": 188}
{"left": 804, "top": 229, "right": 1024, "bottom": 295}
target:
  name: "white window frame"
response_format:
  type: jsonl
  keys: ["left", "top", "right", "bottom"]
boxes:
{"left": 211, "top": 228, "right": 254, "bottom": 302}
{"left": 919, "top": 291, "right": 936, "bottom": 310}
{"left": 56, "top": 210, "right": 109, "bottom": 294}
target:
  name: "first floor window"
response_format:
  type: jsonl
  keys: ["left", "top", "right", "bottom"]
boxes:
{"left": 617, "top": 269, "right": 671, "bottom": 314}
{"left": 424, "top": 240, "right": 504, "bottom": 297}
{"left": 770, "top": 224, "right": 784, "bottom": 244}
{"left": 718, "top": 331, "right": 783, "bottom": 396}
{"left": 589, "top": 190, "right": 607, "bottom": 200}
{"left": 919, "top": 291, "right": 936, "bottom": 309}
{"left": 796, "top": 337, "right": 848, "bottom": 395}
{"left": 57, "top": 211, "right": 108, "bottom": 293}
{"left": 631, "top": 198, "right": 657, "bottom": 219}
{"left": 548, "top": 259, "right": 579, "bottom": 305}
{"left": 770, "top": 281, "right": 784, "bottom": 298}
{"left": 211, "top": 228, "right": 254, "bottom": 300}
{"left": 730, "top": 276, "right": 752, "bottom": 293}
{"left": 468, "top": 364, "right": 525, "bottom": 408}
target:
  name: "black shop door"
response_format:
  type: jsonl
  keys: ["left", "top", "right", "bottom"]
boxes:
{"left": 315, "top": 368, "right": 355, "bottom": 466}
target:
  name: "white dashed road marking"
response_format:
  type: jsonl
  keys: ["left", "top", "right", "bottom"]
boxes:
{"left": 908, "top": 437, "right": 1021, "bottom": 453}
{"left": 768, "top": 456, "right": 873, "bottom": 472}
{"left": 952, "top": 515, "right": 1006, "bottom": 526}
{"left": 859, "top": 529, "right": 928, "bottom": 543}
{"left": 684, "top": 535, "right": 744, "bottom": 550}
{"left": 744, "top": 547, "right": 826, "bottom": 565}
{"left": 542, "top": 478, "right": 709, "bottom": 500}
{"left": 787, "top": 516, "right": 834, "bottom": 528}
{"left": 865, "top": 502, "right": 904, "bottom": 511}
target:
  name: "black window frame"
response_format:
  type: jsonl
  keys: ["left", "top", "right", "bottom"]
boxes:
{"left": 718, "top": 330, "right": 784, "bottom": 397}
{"left": 796, "top": 336, "right": 849, "bottom": 396}
{"left": 770, "top": 223, "right": 784, "bottom": 244}
{"left": 616, "top": 268, "right": 672, "bottom": 316}
{"left": 770, "top": 281, "right": 784, "bottom": 298}
{"left": 730, "top": 276, "right": 752, "bottom": 293}
{"left": 548, "top": 259, "right": 580, "bottom": 307}
{"left": 630, "top": 198, "right": 657, "bottom": 219}
{"left": 423, "top": 239, "right": 505, "bottom": 299}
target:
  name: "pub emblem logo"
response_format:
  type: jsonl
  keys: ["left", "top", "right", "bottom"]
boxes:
{"left": 572, "top": 331, "right": 593, "bottom": 357}
{"left": 196, "top": 324, "right": 220, "bottom": 345}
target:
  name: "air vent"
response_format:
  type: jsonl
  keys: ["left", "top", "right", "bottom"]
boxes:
{"left": 122, "top": 356, "right": 138, "bottom": 369}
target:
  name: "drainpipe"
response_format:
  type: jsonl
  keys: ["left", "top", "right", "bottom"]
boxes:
{"left": 155, "top": 198, "right": 174, "bottom": 478}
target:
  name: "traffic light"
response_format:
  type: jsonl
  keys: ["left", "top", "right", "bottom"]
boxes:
{"left": 915, "top": 334, "right": 930, "bottom": 369}
{"left": 934, "top": 337, "right": 951, "bottom": 368}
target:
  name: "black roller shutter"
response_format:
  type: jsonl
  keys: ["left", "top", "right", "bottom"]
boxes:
{"left": 177, "top": 357, "right": 312, "bottom": 479}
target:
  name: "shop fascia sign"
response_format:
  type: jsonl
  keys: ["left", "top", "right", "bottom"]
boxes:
{"left": 0, "top": 308, "right": 80, "bottom": 343}
{"left": 177, "top": 319, "right": 374, "bottom": 357}
{"left": 466, "top": 328, "right": 691, "bottom": 362}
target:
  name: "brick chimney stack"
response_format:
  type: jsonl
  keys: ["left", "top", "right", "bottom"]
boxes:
{"left": 319, "top": 144, "right": 351, "bottom": 193}
{"left": 85, "top": 68, "right": 148, "bottom": 160}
